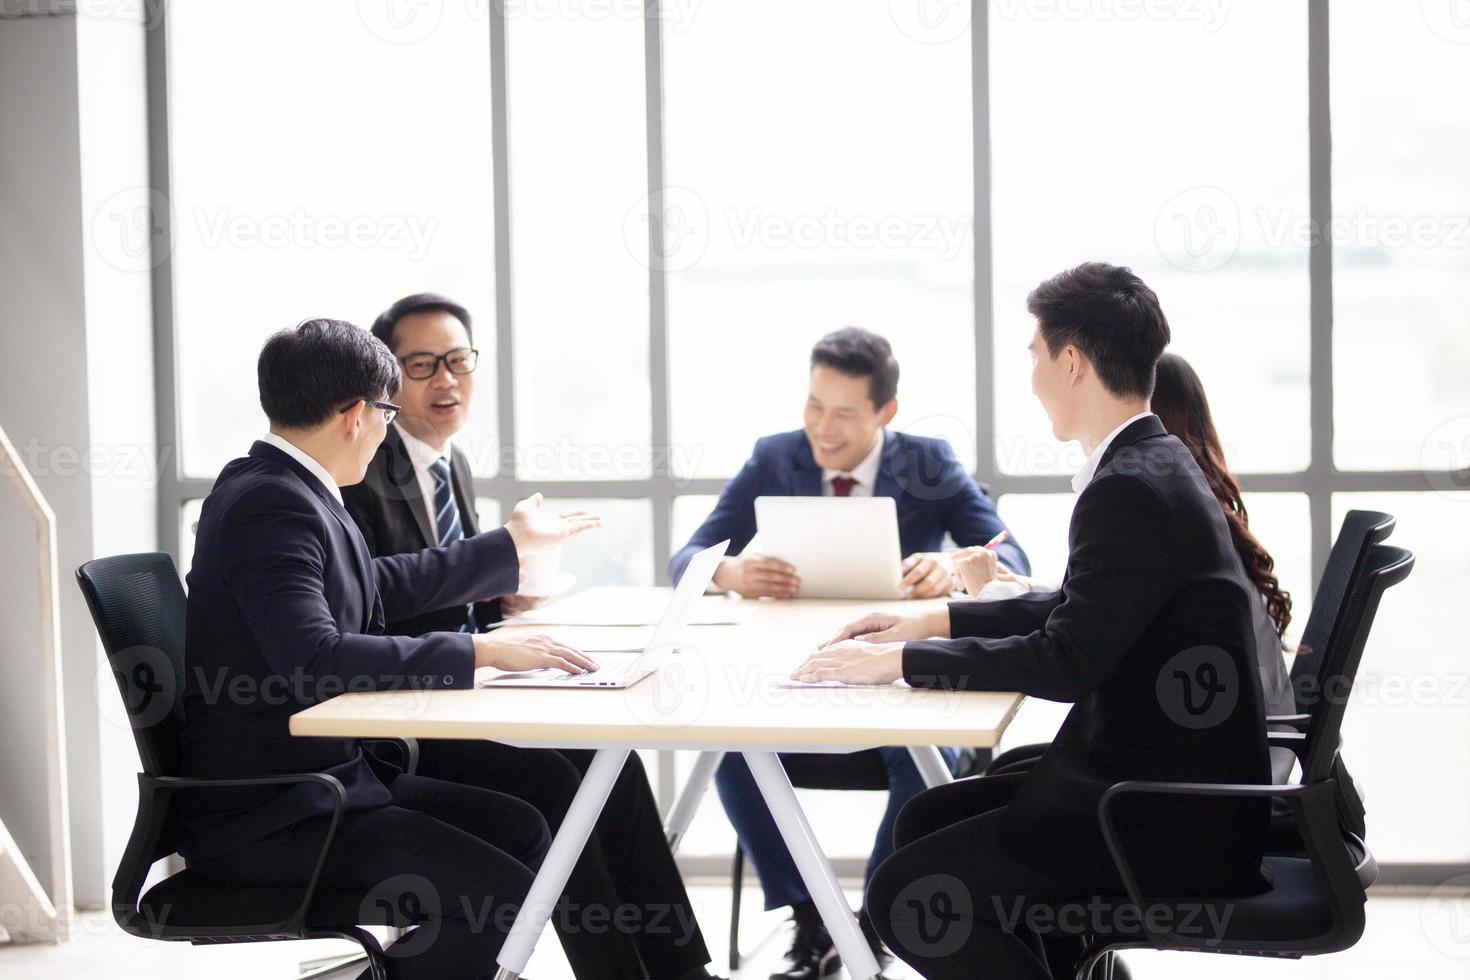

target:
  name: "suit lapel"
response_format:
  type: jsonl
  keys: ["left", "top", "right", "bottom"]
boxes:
{"left": 789, "top": 435, "right": 824, "bottom": 496}
{"left": 873, "top": 430, "right": 904, "bottom": 501}
{"left": 382, "top": 426, "right": 436, "bottom": 547}
{"left": 450, "top": 446, "right": 479, "bottom": 536}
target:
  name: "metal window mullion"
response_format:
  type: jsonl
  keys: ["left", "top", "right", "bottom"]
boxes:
{"left": 489, "top": 0, "right": 516, "bottom": 499}
{"left": 145, "top": 4, "right": 182, "bottom": 566}
{"left": 644, "top": 0, "right": 678, "bottom": 814}
{"left": 1307, "top": 0, "right": 1334, "bottom": 593}
{"left": 645, "top": 0, "right": 672, "bottom": 587}
{"left": 972, "top": 1, "right": 997, "bottom": 489}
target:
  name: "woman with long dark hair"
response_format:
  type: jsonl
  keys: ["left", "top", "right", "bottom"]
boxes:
{"left": 956, "top": 351, "right": 1296, "bottom": 779}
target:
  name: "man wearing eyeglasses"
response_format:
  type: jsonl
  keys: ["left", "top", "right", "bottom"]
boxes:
{"left": 180, "top": 319, "right": 605, "bottom": 979}
{"left": 342, "top": 294, "right": 725, "bottom": 980}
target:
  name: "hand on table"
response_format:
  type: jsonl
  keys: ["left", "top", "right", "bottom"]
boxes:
{"left": 821, "top": 608, "right": 951, "bottom": 648}
{"left": 900, "top": 552, "right": 953, "bottom": 598}
{"left": 791, "top": 640, "right": 904, "bottom": 685}
{"left": 473, "top": 634, "right": 599, "bottom": 675}
{"left": 712, "top": 554, "right": 800, "bottom": 599}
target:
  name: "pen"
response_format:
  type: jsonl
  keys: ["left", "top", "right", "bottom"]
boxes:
{"left": 983, "top": 529, "right": 1009, "bottom": 550}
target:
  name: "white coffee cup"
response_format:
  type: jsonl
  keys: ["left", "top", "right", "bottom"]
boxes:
{"left": 519, "top": 547, "right": 563, "bottom": 596}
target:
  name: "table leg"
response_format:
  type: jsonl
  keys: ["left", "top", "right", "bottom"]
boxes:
{"left": 908, "top": 745, "right": 954, "bottom": 789}
{"left": 664, "top": 750, "right": 725, "bottom": 853}
{"left": 492, "top": 747, "right": 631, "bottom": 980}
{"left": 743, "top": 751, "right": 882, "bottom": 980}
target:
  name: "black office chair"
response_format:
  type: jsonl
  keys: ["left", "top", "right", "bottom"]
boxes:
{"left": 77, "top": 552, "right": 417, "bottom": 980}
{"left": 1266, "top": 510, "right": 1395, "bottom": 844}
{"left": 987, "top": 509, "right": 1397, "bottom": 783}
{"left": 1074, "top": 542, "right": 1413, "bottom": 979}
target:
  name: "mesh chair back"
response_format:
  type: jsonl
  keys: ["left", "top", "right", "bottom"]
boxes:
{"left": 1300, "top": 544, "right": 1414, "bottom": 784}
{"left": 1290, "top": 510, "right": 1394, "bottom": 703}
{"left": 77, "top": 553, "right": 188, "bottom": 777}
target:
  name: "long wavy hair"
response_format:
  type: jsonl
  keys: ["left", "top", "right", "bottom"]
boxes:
{"left": 1152, "top": 352, "right": 1293, "bottom": 640}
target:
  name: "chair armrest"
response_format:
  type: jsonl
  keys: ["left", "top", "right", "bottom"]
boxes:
{"left": 1266, "top": 713, "right": 1312, "bottom": 728}
{"left": 115, "top": 771, "right": 348, "bottom": 937}
{"left": 1267, "top": 730, "right": 1308, "bottom": 758}
{"left": 365, "top": 737, "right": 420, "bottom": 775}
{"left": 1095, "top": 779, "right": 1364, "bottom": 949}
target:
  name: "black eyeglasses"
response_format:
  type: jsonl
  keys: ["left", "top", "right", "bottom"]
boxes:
{"left": 340, "top": 399, "right": 401, "bottom": 425}
{"left": 398, "top": 347, "right": 479, "bottom": 380}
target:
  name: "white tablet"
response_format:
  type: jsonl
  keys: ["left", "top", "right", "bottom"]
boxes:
{"left": 753, "top": 496, "right": 904, "bottom": 599}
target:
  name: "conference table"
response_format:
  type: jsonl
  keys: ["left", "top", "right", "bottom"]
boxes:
{"left": 289, "top": 588, "right": 1024, "bottom": 980}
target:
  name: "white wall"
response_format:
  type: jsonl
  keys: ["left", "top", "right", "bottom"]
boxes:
{"left": 0, "top": 3, "right": 157, "bottom": 911}
{"left": 76, "top": 3, "right": 159, "bottom": 898}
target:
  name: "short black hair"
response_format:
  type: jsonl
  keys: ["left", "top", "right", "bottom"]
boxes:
{"left": 1026, "top": 262, "right": 1171, "bottom": 400}
{"left": 810, "top": 327, "right": 900, "bottom": 409}
{"left": 258, "top": 318, "right": 401, "bottom": 429}
{"left": 370, "top": 293, "right": 473, "bottom": 352}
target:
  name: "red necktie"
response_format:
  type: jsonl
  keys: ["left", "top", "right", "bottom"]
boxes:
{"left": 831, "top": 476, "right": 857, "bottom": 497}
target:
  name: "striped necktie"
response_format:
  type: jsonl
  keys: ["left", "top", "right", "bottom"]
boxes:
{"left": 429, "top": 457, "right": 476, "bottom": 631}
{"left": 429, "top": 457, "right": 464, "bottom": 546}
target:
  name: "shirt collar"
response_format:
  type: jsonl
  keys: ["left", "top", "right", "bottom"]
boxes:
{"left": 261, "top": 431, "right": 343, "bottom": 505}
{"left": 822, "top": 429, "right": 885, "bottom": 490}
{"left": 1071, "top": 411, "right": 1155, "bottom": 494}
{"left": 394, "top": 421, "right": 452, "bottom": 472}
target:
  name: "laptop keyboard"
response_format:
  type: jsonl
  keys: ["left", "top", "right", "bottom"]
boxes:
{"left": 549, "top": 651, "right": 642, "bottom": 684}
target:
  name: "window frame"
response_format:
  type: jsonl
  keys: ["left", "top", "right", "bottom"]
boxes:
{"left": 146, "top": 0, "right": 1464, "bottom": 884}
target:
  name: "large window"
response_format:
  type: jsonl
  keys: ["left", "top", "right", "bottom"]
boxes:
{"left": 506, "top": 9, "right": 652, "bottom": 481}
{"left": 991, "top": 2, "right": 1310, "bottom": 476}
{"left": 664, "top": 0, "right": 977, "bottom": 479}
{"left": 168, "top": 1, "right": 498, "bottom": 477}
{"left": 155, "top": 2, "right": 1469, "bottom": 880}
{"left": 1331, "top": 4, "right": 1470, "bottom": 471}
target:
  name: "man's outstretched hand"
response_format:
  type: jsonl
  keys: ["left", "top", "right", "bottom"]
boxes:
{"left": 503, "top": 492, "right": 602, "bottom": 555}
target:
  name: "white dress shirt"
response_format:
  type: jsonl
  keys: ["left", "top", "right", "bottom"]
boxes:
{"left": 1070, "top": 411, "right": 1156, "bottom": 494}
{"left": 820, "top": 430, "right": 885, "bottom": 496}
{"left": 261, "top": 431, "right": 342, "bottom": 506}
{"left": 394, "top": 422, "right": 454, "bottom": 542}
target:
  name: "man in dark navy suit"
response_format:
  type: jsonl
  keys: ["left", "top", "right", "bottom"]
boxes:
{"left": 179, "top": 319, "right": 600, "bottom": 979}
{"left": 668, "top": 327, "right": 1029, "bottom": 980}
{"left": 669, "top": 328, "right": 1027, "bottom": 592}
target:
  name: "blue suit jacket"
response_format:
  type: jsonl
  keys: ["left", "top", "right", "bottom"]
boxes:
{"left": 178, "top": 441, "right": 519, "bottom": 861}
{"left": 669, "top": 429, "right": 1028, "bottom": 583}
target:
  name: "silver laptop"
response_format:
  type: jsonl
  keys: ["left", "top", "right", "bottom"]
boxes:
{"left": 477, "top": 540, "right": 730, "bottom": 689}
{"left": 754, "top": 495, "right": 903, "bottom": 599}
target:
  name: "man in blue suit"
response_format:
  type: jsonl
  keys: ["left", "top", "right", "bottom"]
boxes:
{"left": 668, "top": 327, "right": 1028, "bottom": 980}
{"left": 180, "top": 319, "right": 601, "bottom": 979}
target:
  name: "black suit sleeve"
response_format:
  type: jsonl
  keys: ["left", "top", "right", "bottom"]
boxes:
{"left": 947, "top": 590, "right": 1062, "bottom": 640}
{"left": 221, "top": 483, "right": 474, "bottom": 689}
{"left": 668, "top": 447, "right": 762, "bottom": 583}
{"left": 372, "top": 529, "right": 521, "bottom": 624}
{"left": 903, "top": 473, "right": 1174, "bottom": 701}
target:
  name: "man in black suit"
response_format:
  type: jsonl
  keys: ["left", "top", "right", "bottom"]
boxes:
{"left": 795, "top": 263, "right": 1272, "bottom": 979}
{"left": 180, "top": 319, "right": 601, "bottom": 980}
{"left": 342, "top": 294, "right": 722, "bottom": 980}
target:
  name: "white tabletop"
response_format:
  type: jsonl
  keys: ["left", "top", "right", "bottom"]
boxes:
{"left": 289, "top": 591, "right": 1023, "bottom": 751}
